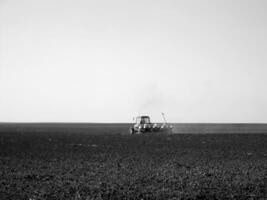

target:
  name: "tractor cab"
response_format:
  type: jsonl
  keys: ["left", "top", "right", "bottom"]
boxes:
{"left": 131, "top": 116, "right": 153, "bottom": 134}
{"left": 135, "top": 116, "right": 151, "bottom": 125}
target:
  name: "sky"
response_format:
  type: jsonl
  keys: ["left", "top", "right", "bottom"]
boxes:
{"left": 0, "top": 0, "right": 267, "bottom": 123}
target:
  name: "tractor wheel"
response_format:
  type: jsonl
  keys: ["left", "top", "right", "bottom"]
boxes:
{"left": 129, "top": 127, "right": 134, "bottom": 135}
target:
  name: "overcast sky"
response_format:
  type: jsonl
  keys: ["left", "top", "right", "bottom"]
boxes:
{"left": 1, "top": 0, "right": 267, "bottom": 123}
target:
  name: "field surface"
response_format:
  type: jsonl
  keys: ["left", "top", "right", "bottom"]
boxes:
{"left": 0, "top": 124, "right": 267, "bottom": 199}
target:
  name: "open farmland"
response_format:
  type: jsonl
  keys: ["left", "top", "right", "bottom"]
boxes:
{"left": 0, "top": 124, "right": 267, "bottom": 199}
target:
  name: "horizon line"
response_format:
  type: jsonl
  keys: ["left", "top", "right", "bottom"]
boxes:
{"left": 1, "top": 122, "right": 267, "bottom": 125}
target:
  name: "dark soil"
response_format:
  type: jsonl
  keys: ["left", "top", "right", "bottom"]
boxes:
{"left": 0, "top": 130, "right": 266, "bottom": 199}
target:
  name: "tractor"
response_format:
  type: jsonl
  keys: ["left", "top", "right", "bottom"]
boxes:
{"left": 129, "top": 113, "right": 173, "bottom": 134}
